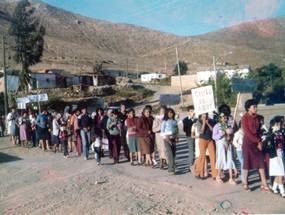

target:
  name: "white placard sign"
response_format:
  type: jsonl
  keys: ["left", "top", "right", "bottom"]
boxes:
{"left": 28, "top": 94, "right": 48, "bottom": 103}
{"left": 191, "top": 85, "right": 216, "bottom": 115}
{"left": 17, "top": 102, "right": 26, "bottom": 110}
{"left": 16, "top": 97, "right": 30, "bottom": 104}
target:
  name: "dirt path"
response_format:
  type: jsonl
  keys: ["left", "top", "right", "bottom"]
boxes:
{"left": 1, "top": 135, "right": 284, "bottom": 215}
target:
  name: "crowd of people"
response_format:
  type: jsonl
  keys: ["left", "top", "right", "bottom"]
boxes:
{"left": 3, "top": 99, "right": 285, "bottom": 197}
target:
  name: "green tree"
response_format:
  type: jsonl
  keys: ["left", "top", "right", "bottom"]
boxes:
{"left": 9, "top": 0, "right": 45, "bottom": 91}
{"left": 248, "top": 63, "right": 285, "bottom": 104}
{"left": 203, "top": 72, "right": 237, "bottom": 107}
{"left": 173, "top": 60, "right": 188, "bottom": 75}
{"left": 93, "top": 63, "right": 103, "bottom": 75}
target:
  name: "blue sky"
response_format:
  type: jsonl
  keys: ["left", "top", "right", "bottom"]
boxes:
{"left": 41, "top": 0, "right": 285, "bottom": 36}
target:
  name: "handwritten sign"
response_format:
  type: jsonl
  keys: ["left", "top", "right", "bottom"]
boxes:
{"left": 191, "top": 85, "right": 216, "bottom": 115}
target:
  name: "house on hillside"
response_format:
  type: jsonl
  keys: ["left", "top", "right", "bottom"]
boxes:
{"left": 141, "top": 73, "right": 167, "bottom": 82}
{"left": 196, "top": 65, "right": 251, "bottom": 84}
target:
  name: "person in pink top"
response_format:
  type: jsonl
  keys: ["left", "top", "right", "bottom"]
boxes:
{"left": 126, "top": 109, "right": 141, "bottom": 165}
{"left": 70, "top": 108, "right": 82, "bottom": 156}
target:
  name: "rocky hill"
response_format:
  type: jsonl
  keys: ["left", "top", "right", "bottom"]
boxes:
{"left": 0, "top": 0, "right": 285, "bottom": 74}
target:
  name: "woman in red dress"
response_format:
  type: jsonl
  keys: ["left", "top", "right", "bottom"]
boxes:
{"left": 241, "top": 99, "right": 270, "bottom": 192}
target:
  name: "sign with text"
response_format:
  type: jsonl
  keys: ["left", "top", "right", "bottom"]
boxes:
{"left": 159, "top": 94, "right": 181, "bottom": 106}
{"left": 17, "top": 102, "right": 26, "bottom": 110}
{"left": 28, "top": 94, "right": 49, "bottom": 103}
{"left": 191, "top": 85, "right": 216, "bottom": 115}
{"left": 16, "top": 97, "right": 30, "bottom": 104}
{"left": 231, "top": 77, "right": 256, "bottom": 93}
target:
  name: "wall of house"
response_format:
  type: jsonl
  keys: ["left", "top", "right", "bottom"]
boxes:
{"left": 171, "top": 75, "right": 198, "bottom": 89}
{"left": 30, "top": 73, "right": 56, "bottom": 89}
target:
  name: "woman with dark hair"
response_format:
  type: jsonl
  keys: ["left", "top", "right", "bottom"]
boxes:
{"left": 194, "top": 113, "right": 218, "bottom": 180}
{"left": 137, "top": 106, "right": 155, "bottom": 166}
{"left": 161, "top": 108, "right": 178, "bottom": 174}
{"left": 153, "top": 105, "right": 168, "bottom": 169}
{"left": 241, "top": 99, "right": 270, "bottom": 192}
{"left": 93, "top": 107, "right": 105, "bottom": 138}
{"left": 19, "top": 112, "right": 31, "bottom": 149}
{"left": 93, "top": 107, "right": 108, "bottom": 157}
{"left": 126, "top": 108, "right": 141, "bottom": 165}
{"left": 107, "top": 109, "right": 121, "bottom": 164}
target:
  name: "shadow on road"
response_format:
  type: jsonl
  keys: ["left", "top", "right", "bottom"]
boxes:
{"left": 0, "top": 152, "right": 23, "bottom": 163}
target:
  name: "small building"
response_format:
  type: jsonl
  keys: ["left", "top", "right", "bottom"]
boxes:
{"left": 29, "top": 72, "right": 57, "bottom": 90}
{"left": 141, "top": 73, "right": 167, "bottom": 82}
{"left": 0, "top": 74, "right": 20, "bottom": 92}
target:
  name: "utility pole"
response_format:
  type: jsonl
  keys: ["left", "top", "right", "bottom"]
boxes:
{"left": 93, "top": 50, "right": 96, "bottom": 65}
{"left": 164, "top": 57, "right": 167, "bottom": 73}
{"left": 56, "top": 45, "right": 58, "bottom": 69}
{"left": 2, "top": 36, "right": 8, "bottom": 120}
{"left": 175, "top": 46, "right": 184, "bottom": 108}
{"left": 126, "top": 59, "right": 128, "bottom": 78}
{"left": 213, "top": 56, "right": 218, "bottom": 108}
{"left": 136, "top": 64, "right": 139, "bottom": 81}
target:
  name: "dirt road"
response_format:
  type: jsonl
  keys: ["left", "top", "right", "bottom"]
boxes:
{"left": 0, "top": 134, "right": 284, "bottom": 215}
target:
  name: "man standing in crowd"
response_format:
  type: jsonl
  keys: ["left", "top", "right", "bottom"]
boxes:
{"left": 78, "top": 106, "right": 92, "bottom": 160}
{"left": 183, "top": 105, "right": 197, "bottom": 171}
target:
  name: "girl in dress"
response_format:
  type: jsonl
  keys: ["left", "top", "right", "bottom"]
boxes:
{"left": 91, "top": 134, "right": 103, "bottom": 165}
{"left": 212, "top": 113, "right": 236, "bottom": 184}
{"left": 19, "top": 112, "right": 31, "bottom": 149}
{"left": 126, "top": 109, "right": 141, "bottom": 165}
{"left": 265, "top": 116, "right": 285, "bottom": 197}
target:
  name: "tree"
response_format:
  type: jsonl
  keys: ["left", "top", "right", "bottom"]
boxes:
{"left": 173, "top": 60, "right": 188, "bottom": 76}
{"left": 93, "top": 63, "right": 103, "bottom": 75}
{"left": 248, "top": 63, "right": 285, "bottom": 104}
{"left": 9, "top": 0, "right": 45, "bottom": 91}
{"left": 203, "top": 72, "right": 237, "bottom": 107}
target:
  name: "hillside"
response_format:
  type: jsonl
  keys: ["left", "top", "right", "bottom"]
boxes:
{"left": 0, "top": 0, "right": 285, "bottom": 74}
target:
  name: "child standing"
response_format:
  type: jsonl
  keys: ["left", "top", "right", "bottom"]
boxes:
{"left": 265, "top": 116, "right": 285, "bottom": 197}
{"left": 91, "top": 134, "right": 102, "bottom": 165}
{"left": 60, "top": 123, "right": 69, "bottom": 158}
{"left": 212, "top": 113, "right": 236, "bottom": 184}
{"left": 232, "top": 121, "right": 244, "bottom": 184}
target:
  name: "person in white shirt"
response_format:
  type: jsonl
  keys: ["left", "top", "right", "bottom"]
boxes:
{"left": 6, "top": 106, "right": 19, "bottom": 145}
{"left": 232, "top": 121, "right": 244, "bottom": 183}
{"left": 91, "top": 134, "right": 102, "bottom": 165}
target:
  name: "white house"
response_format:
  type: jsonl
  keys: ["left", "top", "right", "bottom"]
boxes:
{"left": 141, "top": 73, "right": 167, "bottom": 82}
{"left": 196, "top": 65, "right": 250, "bottom": 84}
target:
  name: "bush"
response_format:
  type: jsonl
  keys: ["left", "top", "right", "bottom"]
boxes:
{"left": 139, "top": 88, "right": 155, "bottom": 98}
{"left": 116, "top": 91, "right": 136, "bottom": 98}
